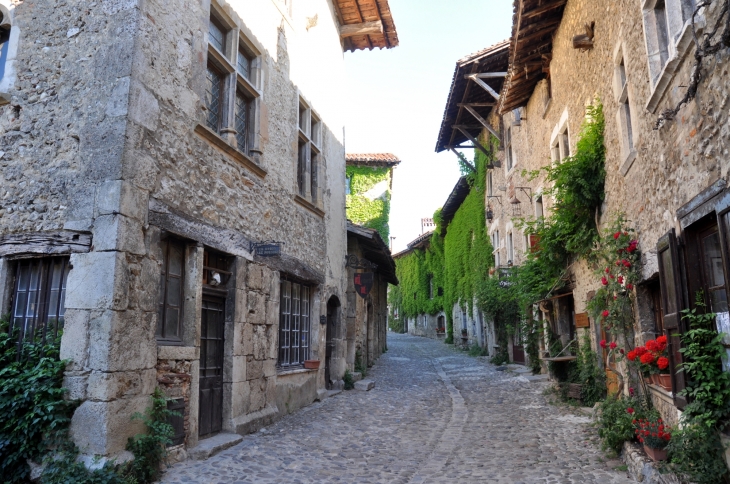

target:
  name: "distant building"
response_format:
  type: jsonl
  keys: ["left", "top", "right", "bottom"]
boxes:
{"left": 421, "top": 218, "right": 435, "bottom": 234}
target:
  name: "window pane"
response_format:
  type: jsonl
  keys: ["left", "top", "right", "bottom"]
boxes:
{"left": 235, "top": 91, "right": 250, "bottom": 153}
{"left": 205, "top": 65, "right": 223, "bottom": 133}
{"left": 169, "top": 244, "right": 184, "bottom": 276}
{"left": 298, "top": 141, "right": 307, "bottom": 196}
{"left": 209, "top": 16, "right": 226, "bottom": 53}
{"left": 167, "top": 277, "right": 182, "bottom": 307}
{"left": 660, "top": 248, "right": 677, "bottom": 315}
{"left": 237, "top": 48, "right": 251, "bottom": 79}
{"left": 702, "top": 231, "right": 725, "bottom": 288}
{"left": 165, "top": 308, "right": 180, "bottom": 338}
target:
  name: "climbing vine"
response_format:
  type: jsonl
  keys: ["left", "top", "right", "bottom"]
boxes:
{"left": 346, "top": 166, "right": 393, "bottom": 241}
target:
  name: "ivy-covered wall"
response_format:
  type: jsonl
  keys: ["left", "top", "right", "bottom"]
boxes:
{"left": 346, "top": 166, "right": 393, "bottom": 241}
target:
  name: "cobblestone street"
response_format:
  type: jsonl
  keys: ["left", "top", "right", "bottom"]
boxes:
{"left": 160, "top": 333, "right": 633, "bottom": 484}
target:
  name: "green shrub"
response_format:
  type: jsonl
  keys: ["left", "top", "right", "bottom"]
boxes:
{"left": 667, "top": 424, "right": 728, "bottom": 484}
{"left": 354, "top": 350, "right": 367, "bottom": 378}
{"left": 576, "top": 332, "right": 606, "bottom": 407}
{"left": 343, "top": 370, "right": 355, "bottom": 390}
{"left": 596, "top": 395, "right": 657, "bottom": 454}
{"left": 468, "top": 344, "right": 489, "bottom": 357}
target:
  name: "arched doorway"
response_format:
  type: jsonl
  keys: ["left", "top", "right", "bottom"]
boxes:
{"left": 325, "top": 295, "right": 341, "bottom": 390}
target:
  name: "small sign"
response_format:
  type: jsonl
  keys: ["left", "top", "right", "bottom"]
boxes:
{"left": 254, "top": 244, "right": 281, "bottom": 257}
{"left": 575, "top": 312, "right": 590, "bottom": 328}
{"left": 354, "top": 272, "right": 374, "bottom": 298}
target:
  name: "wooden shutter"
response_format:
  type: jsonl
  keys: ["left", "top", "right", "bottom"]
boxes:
{"left": 656, "top": 229, "right": 688, "bottom": 408}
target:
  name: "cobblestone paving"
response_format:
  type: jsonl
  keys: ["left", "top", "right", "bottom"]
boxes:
{"left": 160, "top": 333, "right": 634, "bottom": 483}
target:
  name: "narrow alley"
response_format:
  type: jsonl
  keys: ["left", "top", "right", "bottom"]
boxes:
{"left": 160, "top": 333, "right": 632, "bottom": 484}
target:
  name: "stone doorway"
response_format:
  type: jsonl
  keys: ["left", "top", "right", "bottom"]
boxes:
{"left": 325, "top": 295, "right": 340, "bottom": 389}
{"left": 198, "top": 295, "right": 225, "bottom": 438}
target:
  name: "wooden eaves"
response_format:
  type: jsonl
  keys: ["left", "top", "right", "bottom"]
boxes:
{"left": 498, "top": 0, "right": 568, "bottom": 114}
{"left": 334, "top": 0, "right": 399, "bottom": 52}
{"left": 347, "top": 221, "right": 399, "bottom": 285}
{"left": 435, "top": 40, "right": 511, "bottom": 166}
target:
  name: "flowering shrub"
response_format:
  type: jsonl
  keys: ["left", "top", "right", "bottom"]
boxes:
{"left": 626, "top": 336, "right": 669, "bottom": 375}
{"left": 633, "top": 417, "right": 671, "bottom": 449}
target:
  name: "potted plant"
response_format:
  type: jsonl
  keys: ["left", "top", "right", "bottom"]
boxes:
{"left": 304, "top": 360, "right": 320, "bottom": 370}
{"left": 627, "top": 336, "right": 671, "bottom": 392}
{"left": 634, "top": 417, "right": 671, "bottom": 461}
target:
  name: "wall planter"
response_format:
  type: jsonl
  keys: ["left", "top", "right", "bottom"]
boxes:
{"left": 304, "top": 360, "right": 321, "bottom": 370}
{"left": 643, "top": 445, "right": 668, "bottom": 462}
{"left": 657, "top": 374, "right": 672, "bottom": 392}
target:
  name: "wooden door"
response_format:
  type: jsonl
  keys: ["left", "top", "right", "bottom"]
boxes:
{"left": 199, "top": 296, "right": 225, "bottom": 438}
{"left": 325, "top": 297, "right": 339, "bottom": 390}
{"left": 512, "top": 323, "right": 525, "bottom": 365}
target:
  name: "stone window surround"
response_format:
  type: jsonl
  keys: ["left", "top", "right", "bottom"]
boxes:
{"left": 503, "top": 118, "right": 517, "bottom": 177}
{"left": 613, "top": 41, "right": 640, "bottom": 177}
{"left": 550, "top": 108, "right": 571, "bottom": 164}
{"left": 641, "top": 0, "right": 705, "bottom": 113}
{"left": 0, "top": 3, "right": 17, "bottom": 106}
{"left": 491, "top": 229, "right": 501, "bottom": 267}
{"left": 295, "top": 94, "right": 324, "bottom": 212}
{"left": 199, "top": 2, "right": 264, "bottom": 175}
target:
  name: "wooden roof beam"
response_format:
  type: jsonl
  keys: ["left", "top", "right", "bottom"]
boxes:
{"left": 457, "top": 103, "right": 496, "bottom": 107}
{"left": 448, "top": 147, "right": 477, "bottom": 173}
{"left": 522, "top": 0, "right": 568, "bottom": 19}
{"left": 467, "top": 75, "right": 500, "bottom": 101}
{"left": 340, "top": 20, "right": 383, "bottom": 38}
{"left": 516, "top": 20, "right": 562, "bottom": 45}
{"left": 453, "top": 125, "right": 492, "bottom": 158}
{"left": 463, "top": 72, "right": 508, "bottom": 79}
{"left": 462, "top": 105, "right": 502, "bottom": 143}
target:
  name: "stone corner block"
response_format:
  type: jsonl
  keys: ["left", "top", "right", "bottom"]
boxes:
{"left": 96, "top": 179, "right": 148, "bottom": 222}
{"left": 65, "top": 252, "right": 128, "bottom": 311}
{"left": 354, "top": 379, "right": 375, "bottom": 391}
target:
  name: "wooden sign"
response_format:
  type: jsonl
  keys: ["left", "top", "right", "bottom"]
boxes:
{"left": 354, "top": 272, "right": 374, "bottom": 298}
{"left": 575, "top": 312, "right": 590, "bottom": 328}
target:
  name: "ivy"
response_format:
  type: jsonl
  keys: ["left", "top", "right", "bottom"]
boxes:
{"left": 346, "top": 166, "right": 392, "bottom": 241}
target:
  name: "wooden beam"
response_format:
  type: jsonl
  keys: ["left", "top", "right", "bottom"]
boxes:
{"left": 0, "top": 231, "right": 92, "bottom": 258}
{"left": 340, "top": 20, "right": 383, "bottom": 38}
{"left": 516, "top": 20, "right": 562, "bottom": 45}
{"left": 448, "top": 147, "right": 476, "bottom": 173}
{"left": 463, "top": 72, "right": 508, "bottom": 79}
{"left": 523, "top": 0, "right": 568, "bottom": 19}
{"left": 457, "top": 103, "right": 495, "bottom": 107}
{"left": 462, "top": 105, "right": 502, "bottom": 142}
{"left": 467, "top": 75, "right": 500, "bottom": 101}
{"left": 453, "top": 126, "right": 492, "bottom": 158}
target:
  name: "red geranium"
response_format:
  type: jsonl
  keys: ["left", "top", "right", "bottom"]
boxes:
{"left": 610, "top": 341, "right": 617, "bottom": 350}
{"left": 640, "top": 352, "right": 656, "bottom": 365}
{"left": 617, "top": 276, "right": 624, "bottom": 284}
{"left": 614, "top": 232, "right": 621, "bottom": 239}
{"left": 602, "top": 310, "right": 609, "bottom": 318}
{"left": 626, "top": 283, "right": 634, "bottom": 290}
{"left": 627, "top": 407, "right": 634, "bottom": 414}
{"left": 646, "top": 340, "right": 659, "bottom": 352}
{"left": 627, "top": 350, "right": 637, "bottom": 361}
{"left": 635, "top": 346, "right": 648, "bottom": 356}
{"left": 600, "top": 339, "right": 607, "bottom": 348}
{"left": 622, "top": 259, "right": 631, "bottom": 268}
{"left": 601, "top": 277, "right": 608, "bottom": 286}
{"left": 657, "top": 357, "right": 669, "bottom": 370}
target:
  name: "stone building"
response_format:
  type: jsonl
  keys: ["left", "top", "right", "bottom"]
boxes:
{"left": 0, "top": 0, "right": 398, "bottom": 464}
{"left": 453, "top": 0, "right": 730, "bottom": 424}
{"left": 345, "top": 153, "right": 400, "bottom": 242}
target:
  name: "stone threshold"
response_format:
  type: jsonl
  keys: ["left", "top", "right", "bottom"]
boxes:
{"left": 622, "top": 441, "right": 680, "bottom": 484}
{"left": 188, "top": 432, "right": 243, "bottom": 461}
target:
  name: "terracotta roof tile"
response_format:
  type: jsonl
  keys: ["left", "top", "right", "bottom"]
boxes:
{"left": 346, "top": 153, "right": 401, "bottom": 167}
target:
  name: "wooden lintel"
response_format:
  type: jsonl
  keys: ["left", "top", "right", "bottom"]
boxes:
{"left": 468, "top": 75, "right": 500, "bottom": 101}
{"left": 0, "top": 230, "right": 92, "bottom": 258}
{"left": 462, "top": 105, "right": 502, "bottom": 142}
{"left": 463, "top": 72, "right": 508, "bottom": 79}
{"left": 340, "top": 20, "right": 383, "bottom": 38}
{"left": 448, "top": 147, "right": 477, "bottom": 173}
{"left": 453, "top": 126, "right": 492, "bottom": 158}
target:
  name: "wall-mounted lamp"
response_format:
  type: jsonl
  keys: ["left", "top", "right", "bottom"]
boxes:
{"left": 510, "top": 196, "right": 522, "bottom": 216}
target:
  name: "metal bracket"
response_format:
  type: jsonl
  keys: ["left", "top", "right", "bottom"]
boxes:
{"left": 515, "top": 187, "right": 533, "bottom": 203}
{"left": 345, "top": 254, "right": 378, "bottom": 271}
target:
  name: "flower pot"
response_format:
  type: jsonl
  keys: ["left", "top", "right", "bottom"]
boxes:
{"left": 643, "top": 444, "right": 668, "bottom": 461}
{"left": 304, "top": 360, "right": 320, "bottom": 370}
{"left": 657, "top": 373, "right": 672, "bottom": 392}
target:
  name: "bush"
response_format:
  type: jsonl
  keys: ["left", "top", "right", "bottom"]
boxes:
{"left": 596, "top": 395, "right": 657, "bottom": 454}
{"left": 343, "top": 370, "right": 355, "bottom": 390}
{"left": 468, "top": 344, "right": 489, "bottom": 357}
{"left": 667, "top": 424, "right": 728, "bottom": 484}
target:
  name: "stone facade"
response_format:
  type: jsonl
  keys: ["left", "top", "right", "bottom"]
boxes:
{"left": 0, "top": 0, "right": 395, "bottom": 464}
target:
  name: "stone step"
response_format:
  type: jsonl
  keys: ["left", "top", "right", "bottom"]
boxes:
{"left": 524, "top": 374, "right": 550, "bottom": 382}
{"left": 355, "top": 379, "right": 375, "bottom": 391}
{"left": 352, "top": 371, "right": 363, "bottom": 382}
{"left": 188, "top": 432, "right": 243, "bottom": 460}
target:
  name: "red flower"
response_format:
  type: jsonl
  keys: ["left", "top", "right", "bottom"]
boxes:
{"left": 622, "top": 259, "right": 631, "bottom": 268}
{"left": 627, "top": 240, "right": 638, "bottom": 253}
{"left": 609, "top": 274, "right": 615, "bottom": 279}
{"left": 627, "top": 407, "right": 634, "bottom": 414}
{"left": 605, "top": 267, "right": 611, "bottom": 273}
{"left": 600, "top": 339, "right": 607, "bottom": 348}
{"left": 632, "top": 419, "right": 637, "bottom": 424}
{"left": 627, "top": 350, "right": 637, "bottom": 361}
{"left": 646, "top": 340, "right": 659, "bottom": 352}
{"left": 657, "top": 335, "right": 667, "bottom": 345}
{"left": 601, "top": 277, "right": 608, "bottom": 286}
{"left": 614, "top": 232, "right": 621, "bottom": 239}
{"left": 610, "top": 341, "right": 617, "bottom": 350}
{"left": 626, "top": 283, "right": 634, "bottom": 290}
{"left": 657, "top": 357, "right": 669, "bottom": 370}
{"left": 602, "top": 310, "right": 609, "bottom": 318}
{"left": 640, "top": 352, "right": 656, "bottom": 365}
{"left": 635, "top": 346, "right": 648, "bottom": 356}
{"left": 620, "top": 348, "right": 625, "bottom": 354}
{"left": 618, "top": 276, "right": 624, "bottom": 284}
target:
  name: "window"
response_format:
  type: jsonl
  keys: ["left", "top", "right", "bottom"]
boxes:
{"left": 552, "top": 125, "right": 570, "bottom": 163}
{"left": 648, "top": 281, "right": 665, "bottom": 337}
{"left": 157, "top": 238, "right": 185, "bottom": 344}
{"left": 614, "top": 47, "right": 636, "bottom": 171}
{"left": 462, "top": 310, "right": 468, "bottom": 331}
{"left": 507, "top": 232, "right": 514, "bottom": 264}
{"left": 492, "top": 230, "right": 500, "bottom": 267}
{"left": 278, "top": 279, "right": 311, "bottom": 368}
{"left": 297, "top": 99, "right": 321, "bottom": 203}
{"left": 10, "top": 257, "right": 70, "bottom": 347}
{"left": 0, "top": 10, "right": 10, "bottom": 82}
{"left": 505, "top": 125, "right": 515, "bottom": 171}
{"left": 535, "top": 195, "right": 544, "bottom": 218}
{"left": 204, "top": 5, "right": 261, "bottom": 159}
{"left": 487, "top": 171, "right": 493, "bottom": 197}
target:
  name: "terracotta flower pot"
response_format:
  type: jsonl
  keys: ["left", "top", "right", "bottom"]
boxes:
{"left": 304, "top": 360, "right": 320, "bottom": 370}
{"left": 644, "top": 444, "right": 668, "bottom": 461}
{"left": 657, "top": 373, "right": 672, "bottom": 392}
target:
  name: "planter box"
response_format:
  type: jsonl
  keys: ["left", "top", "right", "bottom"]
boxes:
{"left": 644, "top": 445, "right": 668, "bottom": 462}
{"left": 304, "top": 360, "right": 320, "bottom": 370}
{"left": 657, "top": 374, "right": 672, "bottom": 392}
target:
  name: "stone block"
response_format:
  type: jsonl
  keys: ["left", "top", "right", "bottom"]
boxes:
{"left": 242, "top": 323, "right": 254, "bottom": 356}
{"left": 92, "top": 214, "right": 146, "bottom": 255}
{"left": 65, "top": 252, "right": 128, "bottom": 311}
{"left": 70, "top": 395, "right": 149, "bottom": 455}
{"left": 252, "top": 324, "right": 268, "bottom": 360}
{"left": 128, "top": 80, "right": 160, "bottom": 131}
{"left": 269, "top": 327, "right": 279, "bottom": 360}
{"left": 63, "top": 375, "right": 88, "bottom": 401}
{"left": 60, "top": 309, "right": 91, "bottom": 370}
{"left": 232, "top": 322, "right": 245, "bottom": 356}
{"left": 157, "top": 345, "right": 198, "bottom": 360}
{"left": 137, "top": 258, "right": 160, "bottom": 312}
{"left": 264, "top": 376, "right": 276, "bottom": 405}
{"left": 86, "top": 368, "right": 156, "bottom": 401}
{"left": 260, "top": 265, "right": 273, "bottom": 295}
{"left": 247, "top": 264, "right": 264, "bottom": 291}
{"left": 234, "top": 257, "right": 247, "bottom": 289}
{"left": 188, "top": 432, "right": 243, "bottom": 460}
{"left": 224, "top": 355, "right": 247, "bottom": 383}
{"left": 247, "top": 291, "right": 266, "bottom": 325}
{"left": 249, "top": 377, "right": 266, "bottom": 412}
{"left": 96, "top": 180, "right": 148, "bottom": 222}
{"left": 354, "top": 379, "right": 375, "bottom": 391}
{"left": 246, "top": 357, "right": 263, "bottom": 380}
{"left": 0, "top": 258, "right": 13, "bottom": 316}
{"left": 105, "top": 76, "right": 131, "bottom": 118}
{"left": 88, "top": 310, "right": 157, "bottom": 372}
{"left": 265, "top": 297, "right": 279, "bottom": 325}
{"left": 263, "top": 359, "right": 277, "bottom": 378}
{"left": 227, "top": 380, "right": 250, "bottom": 418}
{"left": 268, "top": 271, "right": 280, "bottom": 299}
{"left": 234, "top": 289, "right": 248, "bottom": 324}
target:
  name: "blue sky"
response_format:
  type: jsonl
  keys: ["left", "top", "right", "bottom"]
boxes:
{"left": 343, "top": 0, "right": 514, "bottom": 253}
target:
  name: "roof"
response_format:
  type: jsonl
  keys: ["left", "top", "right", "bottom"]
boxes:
{"left": 346, "top": 153, "right": 401, "bottom": 168}
{"left": 498, "top": 0, "right": 568, "bottom": 114}
{"left": 440, "top": 177, "right": 470, "bottom": 234}
{"left": 435, "top": 40, "right": 510, "bottom": 153}
{"left": 334, "top": 0, "right": 399, "bottom": 52}
{"left": 392, "top": 231, "right": 433, "bottom": 260}
{"left": 347, "top": 221, "right": 399, "bottom": 285}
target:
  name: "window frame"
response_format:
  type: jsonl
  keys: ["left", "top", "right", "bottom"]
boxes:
{"left": 157, "top": 237, "right": 186, "bottom": 345}
{"left": 296, "top": 97, "right": 322, "bottom": 204}
{"left": 278, "top": 277, "right": 312, "bottom": 368}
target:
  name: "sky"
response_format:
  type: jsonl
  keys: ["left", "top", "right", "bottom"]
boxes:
{"left": 343, "top": 0, "right": 514, "bottom": 253}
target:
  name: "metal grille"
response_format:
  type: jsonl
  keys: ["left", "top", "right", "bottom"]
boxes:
{"left": 208, "top": 17, "right": 226, "bottom": 53}
{"left": 11, "top": 257, "right": 70, "bottom": 350}
{"left": 205, "top": 65, "right": 223, "bottom": 133}
{"left": 235, "top": 91, "right": 250, "bottom": 154}
{"left": 278, "top": 280, "right": 310, "bottom": 367}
